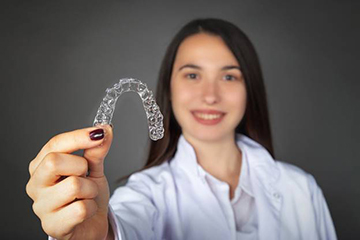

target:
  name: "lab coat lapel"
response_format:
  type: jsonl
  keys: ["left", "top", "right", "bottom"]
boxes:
{"left": 251, "top": 167, "right": 282, "bottom": 240}
{"left": 239, "top": 135, "right": 282, "bottom": 240}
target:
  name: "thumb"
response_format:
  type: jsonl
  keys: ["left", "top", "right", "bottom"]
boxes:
{"left": 83, "top": 124, "right": 113, "bottom": 178}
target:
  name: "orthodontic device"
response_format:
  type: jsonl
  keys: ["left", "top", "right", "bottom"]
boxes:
{"left": 93, "top": 78, "right": 164, "bottom": 141}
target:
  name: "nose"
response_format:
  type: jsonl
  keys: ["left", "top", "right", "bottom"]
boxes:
{"left": 202, "top": 80, "right": 220, "bottom": 105}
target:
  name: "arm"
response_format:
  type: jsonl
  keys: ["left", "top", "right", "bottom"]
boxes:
{"left": 108, "top": 173, "right": 161, "bottom": 240}
{"left": 308, "top": 174, "right": 338, "bottom": 240}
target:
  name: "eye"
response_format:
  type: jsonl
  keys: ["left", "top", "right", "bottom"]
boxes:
{"left": 223, "top": 74, "right": 237, "bottom": 81}
{"left": 186, "top": 73, "right": 198, "bottom": 80}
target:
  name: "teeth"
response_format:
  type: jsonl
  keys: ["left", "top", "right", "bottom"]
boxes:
{"left": 195, "top": 113, "right": 222, "bottom": 120}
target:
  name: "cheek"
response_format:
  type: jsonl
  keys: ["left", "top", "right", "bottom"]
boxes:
{"left": 171, "top": 82, "right": 195, "bottom": 109}
{"left": 170, "top": 82, "right": 198, "bottom": 129}
{"left": 227, "top": 87, "right": 247, "bottom": 115}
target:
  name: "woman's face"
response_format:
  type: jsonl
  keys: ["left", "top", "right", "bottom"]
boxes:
{"left": 170, "top": 33, "right": 247, "bottom": 143}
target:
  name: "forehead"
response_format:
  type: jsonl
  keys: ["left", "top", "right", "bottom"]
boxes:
{"left": 175, "top": 33, "right": 239, "bottom": 66}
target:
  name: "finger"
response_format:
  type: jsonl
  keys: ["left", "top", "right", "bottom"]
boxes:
{"left": 30, "top": 125, "right": 111, "bottom": 176}
{"left": 83, "top": 124, "right": 113, "bottom": 178}
{"left": 37, "top": 176, "right": 99, "bottom": 214}
{"left": 44, "top": 199, "right": 98, "bottom": 238}
{"left": 58, "top": 199, "right": 98, "bottom": 235}
{"left": 32, "top": 153, "right": 88, "bottom": 186}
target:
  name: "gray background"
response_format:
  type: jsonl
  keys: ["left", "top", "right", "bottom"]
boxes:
{"left": 1, "top": 0, "right": 359, "bottom": 239}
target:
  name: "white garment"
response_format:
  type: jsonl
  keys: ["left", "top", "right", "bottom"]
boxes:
{"left": 48, "top": 133, "right": 337, "bottom": 240}
{"left": 107, "top": 133, "right": 337, "bottom": 240}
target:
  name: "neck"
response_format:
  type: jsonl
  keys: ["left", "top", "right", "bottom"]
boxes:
{"left": 183, "top": 132, "right": 242, "bottom": 181}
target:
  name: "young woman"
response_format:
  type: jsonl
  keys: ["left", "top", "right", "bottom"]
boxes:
{"left": 26, "top": 19, "right": 337, "bottom": 240}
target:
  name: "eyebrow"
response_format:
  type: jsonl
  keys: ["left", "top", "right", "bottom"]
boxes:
{"left": 178, "top": 64, "right": 202, "bottom": 71}
{"left": 221, "top": 65, "right": 241, "bottom": 71}
{"left": 178, "top": 64, "right": 241, "bottom": 71}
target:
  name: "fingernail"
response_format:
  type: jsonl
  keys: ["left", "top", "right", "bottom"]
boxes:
{"left": 90, "top": 128, "right": 104, "bottom": 141}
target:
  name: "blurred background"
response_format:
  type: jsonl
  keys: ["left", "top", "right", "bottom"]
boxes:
{"left": 1, "top": 0, "right": 359, "bottom": 239}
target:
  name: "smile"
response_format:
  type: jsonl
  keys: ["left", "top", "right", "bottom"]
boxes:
{"left": 194, "top": 113, "right": 222, "bottom": 120}
{"left": 192, "top": 111, "right": 225, "bottom": 125}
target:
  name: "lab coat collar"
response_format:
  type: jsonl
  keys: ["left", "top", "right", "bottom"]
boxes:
{"left": 174, "top": 133, "right": 280, "bottom": 186}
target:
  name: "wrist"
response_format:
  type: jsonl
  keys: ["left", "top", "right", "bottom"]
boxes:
{"left": 105, "top": 217, "right": 115, "bottom": 240}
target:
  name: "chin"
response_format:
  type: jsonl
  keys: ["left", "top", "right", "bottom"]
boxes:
{"left": 184, "top": 129, "right": 233, "bottom": 143}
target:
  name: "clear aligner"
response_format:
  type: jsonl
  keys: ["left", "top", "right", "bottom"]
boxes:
{"left": 93, "top": 78, "right": 164, "bottom": 141}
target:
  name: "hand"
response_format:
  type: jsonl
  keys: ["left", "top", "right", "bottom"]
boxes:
{"left": 26, "top": 125, "right": 114, "bottom": 239}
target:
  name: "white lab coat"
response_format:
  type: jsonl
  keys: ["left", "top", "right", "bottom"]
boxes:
{"left": 49, "top": 133, "right": 337, "bottom": 240}
{"left": 107, "top": 133, "right": 337, "bottom": 240}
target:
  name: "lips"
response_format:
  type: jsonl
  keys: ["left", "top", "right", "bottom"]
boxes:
{"left": 191, "top": 110, "right": 225, "bottom": 125}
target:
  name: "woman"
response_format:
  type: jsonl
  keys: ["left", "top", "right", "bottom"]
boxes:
{"left": 26, "top": 19, "right": 337, "bottom": 240}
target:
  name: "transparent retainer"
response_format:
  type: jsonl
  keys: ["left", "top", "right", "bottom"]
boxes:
{"left": 93, "top": 78, "right": 164, "bottom": 141}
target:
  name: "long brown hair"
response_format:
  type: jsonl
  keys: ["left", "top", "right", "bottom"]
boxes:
{"left": 118, "top": 18, "right": 274, "bottom": 183}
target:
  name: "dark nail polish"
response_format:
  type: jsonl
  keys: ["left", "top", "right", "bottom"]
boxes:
{"left": 90, "top": 129, "right": 104, "bottom": 141}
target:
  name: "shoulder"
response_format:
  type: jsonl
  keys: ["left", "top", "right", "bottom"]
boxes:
{"left": 276, "top": 160, "right": 310, "bottom": 179}
{"left": 274, "top": 160, "right": 319, "bottom": 195}
{"left": 270, "top": 162, "right": 337, "bottom": 239}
